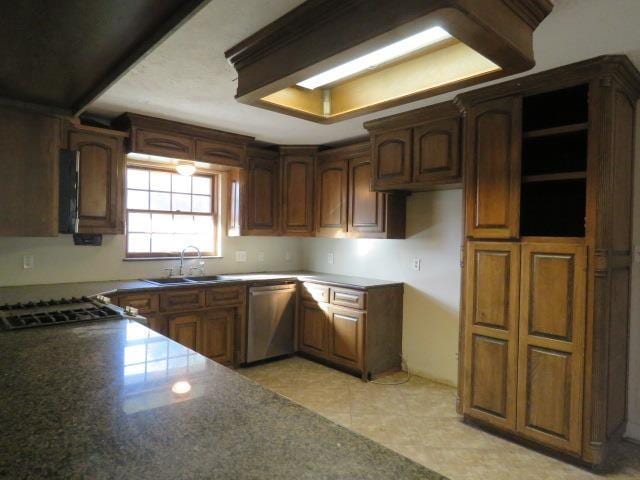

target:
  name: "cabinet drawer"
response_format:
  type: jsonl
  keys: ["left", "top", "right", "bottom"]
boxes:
{"left": 118, "top": 292, "right": 159, "bottom": 314}
{"left": 160, "top": 289, "right": 205, "bottom": 312}
{"left": 135, "top": 129, "right": 194, "bottom": 159}
{"left": 195, "top": 139, "right": 245, "bottom": 167}
{"left": 330, "top": 288, "right": 366, "bottom": 309}
{"left": 206, "top": 286, "right": 245, "bottom": 307}
{"left": 301, "top": 282, "right": 330, "bottom": 303}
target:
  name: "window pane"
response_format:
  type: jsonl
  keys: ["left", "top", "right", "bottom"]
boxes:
{"left": 127, "top": 169, "right": 149, "bottom": 189}
{"left": 173, "top": 234, "right": 192, "bottom": 252}
{"left": 150, "top": 191, "right": 171, "bottom": 211}
{"left": 174, "top": 214, "right": 196, "bottom": 233}
{"left": 151, "top": 233, "right": 173, "bottom": 253}
{"left": 150, "top": 171, "right": 171, "bottom": 191}
{"left": 128, "top": 212, "right": 151, "bottom": 232}
{"left": 152, "top": 213, "right": 174, "bottom": 233}
{"left": 172, "top": 174, "right": 191, "bottom": 194}
{"left": 127, "top": 190, "right": 149, "bottom": 210}
{"left": 128, "top": 233, "right": 150, "bottom": 253}
{"left": 172, "top": 193, "right": 191, "bottom": 212}
{"left": 192, "top": 195, "right": 211, "bottom": 213}
{"left": 194, "top": 215, "right": 213, "bottom": 234}
{"left": 192, "top": 176, "right": 211, "bottom": 195}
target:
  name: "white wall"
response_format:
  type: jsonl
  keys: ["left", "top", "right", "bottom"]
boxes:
{"left": 302, "top": 190, "right": 462, "bottom": 386}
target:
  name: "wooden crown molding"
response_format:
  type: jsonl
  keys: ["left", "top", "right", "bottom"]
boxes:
{"left": 363, "top": 100, "right": 460, "bottom": 133}
{"left": 225, "top": 0, "right": 553, "bottom": 123}
{"left": 317, "top": 141, "right": 370, "bottom": 160}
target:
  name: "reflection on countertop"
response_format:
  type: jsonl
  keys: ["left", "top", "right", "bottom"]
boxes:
{"left": 0, "top": 318, "right": 442, "bottom": 479}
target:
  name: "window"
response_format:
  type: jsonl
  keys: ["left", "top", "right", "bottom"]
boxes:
{"left": 126, "top": 167, "right": 217, "bottom": 258}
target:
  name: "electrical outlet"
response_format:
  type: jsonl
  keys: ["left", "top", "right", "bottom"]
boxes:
{"left": 23, "top": 255, "right": 34, "bottom": 270}
{"left": 284, "top": 251, "right": 291, "bottom": 262}
{"left": 235, "top": 250, "right": 247, "bottom": 262}
{"left": 327, "top": 252, "right": 334, "bottom": 265}
{"left": 257, "top": 251, "right": 265, "bottom": 263}
{"left": 412, "top": 257, "right": 421, "bottom": 271}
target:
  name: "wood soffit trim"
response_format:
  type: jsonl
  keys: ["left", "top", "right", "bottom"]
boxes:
{"left": 363, "top": 100, "right": 460, "bottom": 132}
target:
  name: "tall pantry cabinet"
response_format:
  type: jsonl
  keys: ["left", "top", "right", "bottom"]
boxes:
{"left": 457, "top": 56, "right": 640, "bottom": 465}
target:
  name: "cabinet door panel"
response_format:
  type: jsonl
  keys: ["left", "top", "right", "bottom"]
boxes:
{"left": 281, "top": 151, "right": 315, "bottom": 235}
{"left": 135, "top": 129, "right": 194, "bottom": 159}
{"left": 160, "top": 289, "right": 205, "bottom": 312}
{"left": 413, "top": 117, "right": 460, "bottom": 184}
{"left": 299, "top": 301, "right": 328, "bottom": 355}
{"left": 245, "top": 152, "right": 280, "bottom": 235}
{"left": 372, "top": 129, "right": 412, "bottom": 188}
{"left": 349, "top": 154, "right": 386, "bottom": 236}
{"left": 200, "top": 308, "right": 234, "bottom": 364}
{"left": 147, "top": 315, "right": 168, "bottom": 336}
{"left": 315, "top": 158, "right": 347, "bottom": 236}
{"left": 168, "top": 313, "right": 200, "bottom": 351}
{"left": 68, "top": 130, "right": 124, "bottom": 234}
{"left": 195, "top": 139, "right": 244, "bottom": 167}
{"left": 517, "top": 243, "right": 586, "bottom": 453}
{"left": 463, "top": 241, "right": 519, "bottom": 431}
{"left": 328, "top": 306, "right": 364, "bottom": 369}
{"left": 465, "top": 96, "right": 521, "bottom": 239}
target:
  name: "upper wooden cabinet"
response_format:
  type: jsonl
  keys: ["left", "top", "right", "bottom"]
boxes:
{"left": 315, "top": 151, "right": 348, "bottom": 237}
{"left": 243, "top": 148, "right": 280, "bottom": 235}
{"left": 114, "top": 113, "right": 252, "bottom": 167}
{"left": 463, "top": 96, "right": 522, "bottom": 239}
{"left": 0, "top": 106, "right": 61, "bottom": 236}
{"left": 364, "top": 101, "right": 462, "bottom": 191}
{"left": 280, "top": 146, "right": 317, "bottom": 236}
{"left": 66, "top": 125, "right": 127, "bottom": 234}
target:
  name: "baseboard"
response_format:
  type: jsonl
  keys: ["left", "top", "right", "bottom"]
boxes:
{"left": 624, "top": 421, "right": 640, "bottom": 442}
{"left": 406, "top": 366, "right": 457, "bottom": 388}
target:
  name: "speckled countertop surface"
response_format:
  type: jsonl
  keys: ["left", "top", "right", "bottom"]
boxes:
{"left": 0, "top": 319, "right": 444, "bottom": 479}
{"left": 0, "top": 271, "right": 403, "bottom": 304}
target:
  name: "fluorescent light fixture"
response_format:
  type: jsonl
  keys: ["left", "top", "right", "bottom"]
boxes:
{"left": 176, "top": 162, "right": 196, "bottom": 176}
{"left": 297, "top": 26, "right": 451, "bottom": 90}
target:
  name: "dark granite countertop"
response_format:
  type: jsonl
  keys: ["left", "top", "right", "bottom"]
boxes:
{"left": 0, "top": 271, "right": 403, "bottom": 304}
{"left": 0, "top": 319, "right": 443, "bottom": 479}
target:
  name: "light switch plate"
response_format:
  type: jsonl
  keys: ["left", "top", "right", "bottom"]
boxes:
{"left": 412, "top": 257, "right": 421, "bottom": 271}
{"left": 23, "top": 255, "right": 34, "bottom": 270}
{"left": 257, "top": 251, "right": 265, "bottom": 263}
{"left": 327, "top": 252, "right": 334, "bottom": 265}
{"left": 235, "top": 251, "right": 247, "bottom": 262}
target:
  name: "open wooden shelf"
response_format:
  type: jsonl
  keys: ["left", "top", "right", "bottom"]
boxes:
{"left": 522, "top": 171, "right": 587, "bottom": 183}
{"left": 523, "top": 122, "right": 589, "bottom": 139}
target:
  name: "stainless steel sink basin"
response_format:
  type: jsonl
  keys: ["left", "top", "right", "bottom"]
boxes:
{"left": 184, "top": 275, "right": 226, "bottom": 282}
{"left": 143, "top": 277, "right": 196, "bottom": 286}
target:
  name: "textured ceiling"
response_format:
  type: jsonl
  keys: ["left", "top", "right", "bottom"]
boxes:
{"left": 89, "top": 0, "right": 640, "bottom": 146}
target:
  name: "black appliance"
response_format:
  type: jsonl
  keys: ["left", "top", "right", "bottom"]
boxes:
{"left": 0, "top": 297, "right": 126, "bottom": 331}
{"left": 58, "top": 148, "right": 79, "bottom": 234}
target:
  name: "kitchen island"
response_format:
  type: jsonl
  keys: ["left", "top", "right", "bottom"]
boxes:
{"left": 0, "top": 318, "right": 445, "bottom": 479}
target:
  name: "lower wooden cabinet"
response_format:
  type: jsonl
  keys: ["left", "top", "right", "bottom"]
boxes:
{"left": 146, "top": 315, "right": 168, "bottom": 336}
{"left": 168, "top": 312, "right": 200, "bottom": 352}
{"left": 200, "top": 308, "right": 234, "bottom": 365}
{"left": 297, "top": 282, "right": 402, "bottom": 379}
{"left": 462, "top": 240, "right": 587, "bottom": 455}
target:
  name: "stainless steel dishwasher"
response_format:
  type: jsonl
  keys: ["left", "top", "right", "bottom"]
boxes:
{"left": 247, "top": 283, "right": 297, "bottom": 363}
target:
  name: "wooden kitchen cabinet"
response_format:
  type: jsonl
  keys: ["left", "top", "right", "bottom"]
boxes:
{"left": 66, "top": 124, "right": 126, "bottom": 234}
{"left": 280, "top": 146, "right": 316, "bottom": 236}
{"left": 299, "top": 300, "right": 328, "bottom": 356}
{"left": 364, "top": 101, "right": 461, "bottom": 191}
{"left": 462, "top": 241, "right": 520, "bottom": 431}
{"left": 0, "top": 106, "right": 61, "bottom": 236}
{"left": 298, "top": 281, "right": 403, "bottom": 380}
{"left": 200, "top": 308, "right": 234, "bottom": 365}
{"left": 457, "top": 57, "right": 640, "bottom": 465}
{"left": 315, "top": 151, "right": 348, "bottom": 236}
{"left": 371, "top": 128, "right": 412, "bottom": 188}
{"left": 168, "top": 312, "right": 200, "bottom": 352}
{"left": 463, "top": 96, "right": 521, "bottom": 239}
{"left": 243, "top": 148, "right": 280, "bottom": 235}
{"left": 134, "top": 128, "right": 194, "bottom": 159}
{"left": 195, "top": 138, "right": 245, "bottom": 168}
{"left": 327, "top": 306, "right": 364, "bottom": 371}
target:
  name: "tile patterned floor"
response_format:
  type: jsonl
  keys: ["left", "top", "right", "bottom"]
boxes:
{"left": 239, "top": 356, "right": 640, "bottom": 480}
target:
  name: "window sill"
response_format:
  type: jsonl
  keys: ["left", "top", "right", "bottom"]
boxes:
{"left": 123, "top": 256, "right": 223, "bottom": 262}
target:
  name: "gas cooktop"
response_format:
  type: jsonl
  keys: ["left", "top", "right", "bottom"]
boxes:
{"left": 0, "top": 297, "right": 123, "bottom": 331}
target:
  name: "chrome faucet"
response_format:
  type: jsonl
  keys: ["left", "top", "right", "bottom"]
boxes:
{"left": 179, "top": 245, "right": 204, "bottom": 277}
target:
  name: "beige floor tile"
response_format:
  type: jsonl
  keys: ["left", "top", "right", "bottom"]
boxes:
{"left": 239, "top": 357, "right": 640, "bottom": 480}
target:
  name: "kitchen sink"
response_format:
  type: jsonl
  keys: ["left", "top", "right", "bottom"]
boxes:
{"left": 184, "top": 275, "right": 226, "bottom": 282}
{"left": 143, "top": 277, "right": 196, "bottom": 286}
